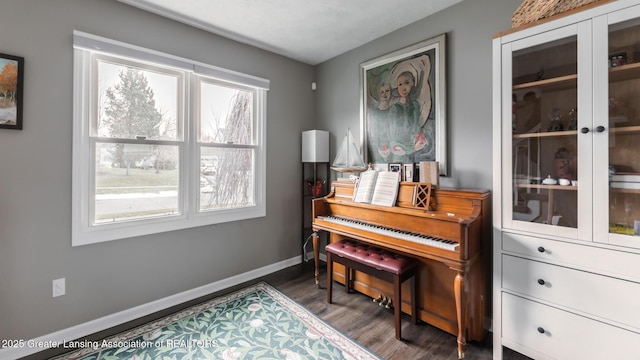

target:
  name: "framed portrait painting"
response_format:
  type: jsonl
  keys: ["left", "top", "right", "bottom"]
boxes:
{"left": 0, "top": 52, "right": 24, "bottom": 130}
{"left": 360, "top": 34, "right": 447, "bottom": 175}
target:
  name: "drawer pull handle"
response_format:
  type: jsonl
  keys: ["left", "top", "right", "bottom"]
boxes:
{"left": 537, "top": 246, "right": 545, "bottom": 253}
{"left": 537, "top": 279, "right": 545, "bottom": 285}
{"left": 537, "top": 327, "right": 545, "bottom": 334}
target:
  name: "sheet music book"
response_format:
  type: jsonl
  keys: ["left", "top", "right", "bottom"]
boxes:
{"left": 353, "top": 170, "right": 378, "bottom": 203}
{"left": 353, "top": 170, "right": 400, "bottom": 206}
{"left": 371, "top": 172, "right": 400, "bottom": 206}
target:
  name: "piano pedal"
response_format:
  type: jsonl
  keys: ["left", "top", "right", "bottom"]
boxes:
{"left": 373, "top": 294, "right": 383, "bottom": 303}
{"left": 385, "top": 298, "right": 392, "bottom": 309}
{"left": 379, "top": 296, "right": 390, "bottom": 307}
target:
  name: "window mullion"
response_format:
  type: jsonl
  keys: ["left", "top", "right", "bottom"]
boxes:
{"left": 198, "top": 143, "right": 258, "bottom": 150}
{"left": 184, "top": 72, "right": 196, "bottom": 218}
{"left": 92, "top": 137, "right": 182, "bottom": 146}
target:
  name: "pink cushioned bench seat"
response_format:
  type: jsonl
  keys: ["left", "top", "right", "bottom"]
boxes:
{"left": 325, "top": 239, "right": 418, "bottom": 340}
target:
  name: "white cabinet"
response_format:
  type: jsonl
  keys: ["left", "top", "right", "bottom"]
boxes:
{"left": 502, "top": 293, "right": 639, "bottom": 360}
{"left": 502, "top": 253, "right": 640, "bottom": 331}
{"left": 493, "top": 1, "right": 640, "bottom": 359}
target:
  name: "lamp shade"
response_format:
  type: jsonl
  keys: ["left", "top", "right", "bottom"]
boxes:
{"left": 302, "top": 130, "right": 329, "bottom": 162}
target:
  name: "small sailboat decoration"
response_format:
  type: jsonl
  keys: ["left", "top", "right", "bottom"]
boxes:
{"left": 331, "top": 129, "right": 368, "bottom": 173}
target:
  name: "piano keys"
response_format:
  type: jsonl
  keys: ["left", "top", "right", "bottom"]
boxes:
{"left": 311, "top": 180, "right": 491, "bottom": 359}
{"left": 317, "top": 215, "right": 460, "bottom": 251}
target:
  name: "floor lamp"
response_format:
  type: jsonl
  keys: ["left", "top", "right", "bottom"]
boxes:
{"left": 301, "top": 130, "right": 329, "bottom": 264}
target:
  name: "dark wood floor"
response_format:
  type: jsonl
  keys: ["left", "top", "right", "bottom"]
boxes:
{"left": 269, "top": 262, "right": 531, "bottom": 360}
{"left": 31, "top": 262, "right": 531, "bottom": 360}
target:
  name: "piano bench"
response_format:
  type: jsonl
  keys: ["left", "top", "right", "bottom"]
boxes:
{"left": 325, "top": 239, "right": 418, "bottom": 340}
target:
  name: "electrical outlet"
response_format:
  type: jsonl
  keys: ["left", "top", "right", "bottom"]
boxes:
{"left": 53, "top": 278, "right": 66, "bottom": 297}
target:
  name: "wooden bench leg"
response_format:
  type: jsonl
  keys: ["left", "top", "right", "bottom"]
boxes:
{"left": 410, "top": 272, "right": 417, "bottom": 325}
{"left": 345, "top": 266, "right": 352, "bottom": 293}
{"left": 394, "top": 270, "right": 417, "bottom": 340}
{"left": 394, "top": 274, "right": 402, "bottom": 340}
{"left": 326, "top": 252, "right": 333, "bottom": 304}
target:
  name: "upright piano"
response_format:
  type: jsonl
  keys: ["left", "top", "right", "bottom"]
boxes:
{"left": 311, "top": 180, "right": 491, "bottom": 359}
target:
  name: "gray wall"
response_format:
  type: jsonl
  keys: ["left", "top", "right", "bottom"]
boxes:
{"left": 316, "top": 0, "right": 521, "bottom": 190}
{"left": 315, "top": 0, "right": 521, "bottom": 324}
{"left": 0, "top": 0, "right": 315, "bottom": 342}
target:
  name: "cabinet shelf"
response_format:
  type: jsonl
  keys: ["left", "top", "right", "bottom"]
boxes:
{"left": 516, "top": 184, "right": 577, "bottom": 191}
{"left": 513, "top": 130, "right": 577, "bottom": 139}
{"left": 610, "top": 125, "right": 640, "bottom": 134}
{"left": 513, "top": 74, "right": 577, "bottom": 92}
{"left": 610, "top": 62, "right": 640, "bottom": 83}
{"left": 511, "top": 62, "right": 640, "bottom": 91}
{"left": 511, "top": 61, "right": 640, "bottom": 92}
{"left": 513, "top": 126, "right": 640, "bottom": 139}
{"left": 610, "top": 187, "right": 640, "bottom": 194}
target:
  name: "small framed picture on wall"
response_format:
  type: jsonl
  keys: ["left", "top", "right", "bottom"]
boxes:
{"left": 0, "top": 52, "right": 24, "bottom": 130}
{"left": 403, "top": 163, "right": 414, "bottom": 182}
{"left": 388, "top": 162, "right": 402, "bottom": 173}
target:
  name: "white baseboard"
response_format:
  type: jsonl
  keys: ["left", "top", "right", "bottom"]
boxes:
{"left": 0, "top": 256, "right": 301, "bottom": 360}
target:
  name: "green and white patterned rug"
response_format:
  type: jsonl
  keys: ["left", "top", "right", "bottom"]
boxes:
{"left": 52, "top": 282, "right": 381, "bottom": 360}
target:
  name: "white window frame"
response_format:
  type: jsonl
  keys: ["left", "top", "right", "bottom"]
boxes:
{"left": 72, "top": 31, "right": 268, "bottom": 246}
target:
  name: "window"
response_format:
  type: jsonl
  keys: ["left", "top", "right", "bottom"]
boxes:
{"left": 72, "top": 31, "right": 268, "bottom": 246}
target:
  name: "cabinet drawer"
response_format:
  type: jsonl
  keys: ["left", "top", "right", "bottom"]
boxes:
{"left": 502, "top": 232, "right": 640, "bottom": 282}
{"left": 502, "top": 255, "right": 640, "bottom": 331}
{"left": 502, "top": 293, "right": 639, "bottom": 360}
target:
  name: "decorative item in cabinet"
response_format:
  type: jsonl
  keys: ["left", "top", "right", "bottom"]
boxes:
{"left": 567, "top": 108, "right": 578, "bottom": 130}
{"left": 608, "top": 97, "right": 630, "bottom": 127}
{"left": 609, "top": 173, "right": 640, "bottom": 236}
{"left": 608, "top": 50, "right": 630, "bottom": 67}
{"left": 547, "top": 108, "right": 564, "bottom": 131}
{"left": 513, "top": 90, "right": 541, "bottom": 134}
{"left": 553, "top": 146, "right": 576, "bottom": 180}
{"left": 610, "top": 172, "right": 640, "bottom": 190}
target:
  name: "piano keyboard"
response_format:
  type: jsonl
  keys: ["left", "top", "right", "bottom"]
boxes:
{"left": 319, "top": 216, "right": 459, "bottom": 251}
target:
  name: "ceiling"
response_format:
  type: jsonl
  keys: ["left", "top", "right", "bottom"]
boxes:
{"left": 118, "top": 0, "right": 464, "bottom": 65}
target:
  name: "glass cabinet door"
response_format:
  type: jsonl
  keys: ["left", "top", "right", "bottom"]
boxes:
{"left": 504, "top": 26, "right": 584, "bottom": 238}
{"left": 594, "top": 8, "right": 640, "bottom": 248}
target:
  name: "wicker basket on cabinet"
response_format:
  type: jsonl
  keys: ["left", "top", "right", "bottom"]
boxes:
{"left": 512, "top": 0, "right": 608, "bottom": 28}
